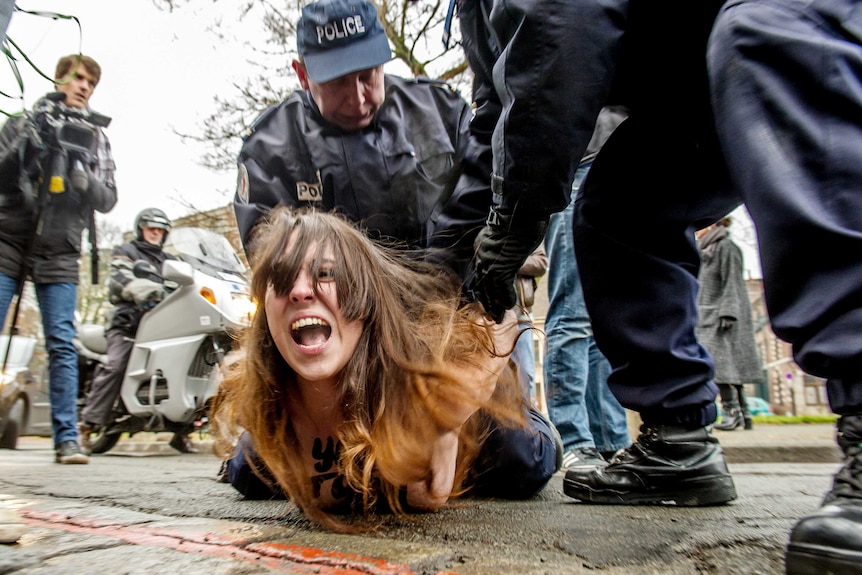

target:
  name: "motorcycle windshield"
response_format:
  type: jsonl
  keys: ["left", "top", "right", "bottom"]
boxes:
{"left": 165, "top": 228, "right": 247, "bottom": 277}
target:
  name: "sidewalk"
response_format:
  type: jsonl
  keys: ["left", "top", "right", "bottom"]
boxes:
{"left": 73, "top": 422, "right": 844, "bottom": 464}
{"left": 715, "top": 422, "right": 841, "bottom": 463}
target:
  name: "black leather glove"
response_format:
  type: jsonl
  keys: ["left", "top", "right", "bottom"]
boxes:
{"left": 718, "top": 316, "right": 736, "bottom": 331}
{"left": 469, "top": 207, "right": 548, "bottom": 323}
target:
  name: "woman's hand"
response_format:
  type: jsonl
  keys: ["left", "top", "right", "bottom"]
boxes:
{"left": 405, "top": 429, "right": 460, "bottom": 512}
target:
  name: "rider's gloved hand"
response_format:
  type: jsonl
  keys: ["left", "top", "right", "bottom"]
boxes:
{"left": 469, "top": 206, "right": 548, "bottom": 323}
{"left": 124, "top": 278, "right": 167, "bottom": 305}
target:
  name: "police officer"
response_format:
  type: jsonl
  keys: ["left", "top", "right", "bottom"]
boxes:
{"left": 79, "top": 208, "right": 195, "bottom": 455}
{"left": 454, "top": 0, "right": 862, "bottom": 571}
{"left": 227, "top": 0, "right": 561, "bottom": 498}
{"left": 0, "top": 54, "right": 117, "bottom": 465}
{"left": 234, "top": 0, "right": 489, "bottom": 275}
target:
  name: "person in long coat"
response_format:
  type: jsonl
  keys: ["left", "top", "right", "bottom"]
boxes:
{"left": 695, "top": 217, "right": 763, "bottom": 430}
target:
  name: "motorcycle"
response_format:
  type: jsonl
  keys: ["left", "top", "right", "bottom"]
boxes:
{"left": 74, "top": 227, "right": 254, "bottom": 454}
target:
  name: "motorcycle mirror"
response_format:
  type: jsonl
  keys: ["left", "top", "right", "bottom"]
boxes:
{"left": 162, "top": 260, "right": 194, "bottom": 287}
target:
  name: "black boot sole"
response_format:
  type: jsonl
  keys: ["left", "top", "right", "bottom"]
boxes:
{"left": 785, "top": 544, "right": 862, "bottom": 574}
{"left": 563, "top": 474, "right": 737, "bottom": 506}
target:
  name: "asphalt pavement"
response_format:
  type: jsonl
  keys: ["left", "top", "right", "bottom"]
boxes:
{"left": 0, "top": 423, "right": 843, "bottom": 574}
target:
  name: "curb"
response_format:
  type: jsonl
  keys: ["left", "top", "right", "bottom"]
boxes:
{"left": 723, "top": 444, "right": 842, "bottom": 464}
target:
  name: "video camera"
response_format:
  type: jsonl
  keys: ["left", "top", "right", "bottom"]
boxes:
{"left": 25, "top": 91, "right": 112, "bottom": 201}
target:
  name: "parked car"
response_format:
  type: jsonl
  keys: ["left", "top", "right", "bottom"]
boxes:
{"left": 746, "top": 396, "right": 774, "bottom": 417}
{"left": 716, "top": 395, "right": 774, "bottom": 419}
{"left": 0, "top": 335, "right": 52, "bottom": 449}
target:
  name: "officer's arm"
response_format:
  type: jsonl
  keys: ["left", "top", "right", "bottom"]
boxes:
{"left": 425, "top": 100, "right": 493, "bottom": 279}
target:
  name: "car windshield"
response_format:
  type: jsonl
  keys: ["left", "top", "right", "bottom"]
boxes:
{"left": 165, "top": 228, "right": 246, "bottom": 275}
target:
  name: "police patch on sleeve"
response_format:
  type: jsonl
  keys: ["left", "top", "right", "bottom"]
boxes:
{"left": 236, "top": 163, "right": 249, "bottom": 204}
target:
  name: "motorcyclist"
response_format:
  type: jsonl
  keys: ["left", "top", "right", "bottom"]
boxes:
{"left": 79, "top": 208, "right": 195, "bottom": 454}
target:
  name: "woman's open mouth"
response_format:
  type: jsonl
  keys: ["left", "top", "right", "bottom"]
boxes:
{"left": 290, "top": 317, "right": 332, "bottom": 347}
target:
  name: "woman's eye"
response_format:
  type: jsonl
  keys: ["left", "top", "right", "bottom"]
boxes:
{"left": 318, "top": 267, "right": 336, "bottom": 281}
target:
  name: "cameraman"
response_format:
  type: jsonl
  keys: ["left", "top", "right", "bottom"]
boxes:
{"left": 79, "top": 209, "right": 195, "bottom": 455}
{"left": 0, "top": 54, "right": 117, "bottom": 464}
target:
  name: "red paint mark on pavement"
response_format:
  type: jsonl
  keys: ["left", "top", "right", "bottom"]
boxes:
{"left": 20, "top": 510, "right": 458, "bottom": 575}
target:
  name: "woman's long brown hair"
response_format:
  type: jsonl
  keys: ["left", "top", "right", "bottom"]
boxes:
{"left": 212, "top": 207, "right": 524, "bottom": 531}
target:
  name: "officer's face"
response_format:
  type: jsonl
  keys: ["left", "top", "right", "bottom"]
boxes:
{"left": 55, "top": 65, "right": 98, "bottom": 109}
{"left": 294, "top": 62, "right": 385, "bottom": 131}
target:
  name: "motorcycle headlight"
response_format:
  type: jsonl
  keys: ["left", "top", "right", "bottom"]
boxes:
{"left": 231, "top": 292, "right": 256, "bottom": 323}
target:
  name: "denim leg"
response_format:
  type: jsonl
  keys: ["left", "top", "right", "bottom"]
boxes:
{"left": 511, "top": 326, "right": 536, "bottom": 401}
{"left": 0, "top": 272, "right": 17, "bottom": 327}
{"left": 35, "top": 282, "right": 80, "bottom": 446}
{"left": 545, "top": 164, "right": 629, "bottom": 451}
{"left": 545, "top": 335, "right": 594, "bottom": 451}
{"left": 584, "top": 337, "right": 630, "bottom": 453}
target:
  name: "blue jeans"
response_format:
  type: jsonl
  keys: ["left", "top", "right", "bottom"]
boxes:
{"left": 543, "top": 165, "right": 630, "bottom": 454}
{"left": 511, "top": 324, "right": 536, "bottom": 401}
{"left": 0, "top": 273, "right": 80, "bottom": 447}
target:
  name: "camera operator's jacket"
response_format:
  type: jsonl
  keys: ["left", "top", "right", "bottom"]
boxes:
{"left": 107, "top": 239, "right": 176, "bottom": 335}
{"left": 234, "top": 75, "right": 491, "bottom": 274}
{"left": 0, "top": 95, "right": 117, "bottom": 284}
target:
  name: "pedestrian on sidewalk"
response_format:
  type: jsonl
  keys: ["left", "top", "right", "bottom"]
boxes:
{"left": 212, "top": 208, "right": 559, "bottom": 530}
{"left": 0, "top": 54, "right": 117, "bottom": 465}
{"left": 695, "top": 217, "right": 763, "bottom": 431}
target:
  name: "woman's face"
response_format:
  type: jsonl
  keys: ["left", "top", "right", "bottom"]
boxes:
{"left": 265, "top": 236, "right": 364, "bottom": 386}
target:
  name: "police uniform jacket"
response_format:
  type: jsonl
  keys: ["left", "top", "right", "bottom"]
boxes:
{"left": 234, "top": 75, "right": 491, "bottom": 271}
{"left": 107, "top": 239, "right": 176, "bottom": 335}
{"left": 0, "top": 94, "right": 117, "bottom": 284}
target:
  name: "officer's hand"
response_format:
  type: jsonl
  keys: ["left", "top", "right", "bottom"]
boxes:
{"left": 469, "top": 207, "right": 548, "bottom": 323}
{"left": 718, "top": 316, "right": 736, "bottom": 331}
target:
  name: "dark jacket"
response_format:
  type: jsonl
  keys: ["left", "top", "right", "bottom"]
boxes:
{"left": 0, "top": 95, "right": 117, "bottom": 284}
{"left": 695, "top": 226, "right": 763, "bottom": 384}
{"left": 234, "top": 75, "right": 490, "bottom": 272}
{"left": 456, "top": 0, "right": 727, "bottom": 218}
{"left": 107, "top": 239, "right": 176, "bottom": 335}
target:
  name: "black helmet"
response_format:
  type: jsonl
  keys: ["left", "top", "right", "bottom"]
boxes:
{"left": 134, "top": 208, "right": 172, "bottom": 244}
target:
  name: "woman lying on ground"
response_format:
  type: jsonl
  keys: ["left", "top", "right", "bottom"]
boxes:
{"left": 212, "top": 207, "right": 559, "bottom": 531}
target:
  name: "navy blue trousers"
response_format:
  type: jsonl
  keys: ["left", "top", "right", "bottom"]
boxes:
{"left": 573, "top": 0, "right": 862, "bottom": 420}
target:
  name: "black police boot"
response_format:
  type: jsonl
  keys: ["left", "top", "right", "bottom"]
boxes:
{"left": 714, "top": 401, "right": 743, "bottom": 431}
{"left": 563, "top": 424, "right": 737, "bottom": 506}
{"left": 785, "top": 414, "right": 862, "bottom": 575}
